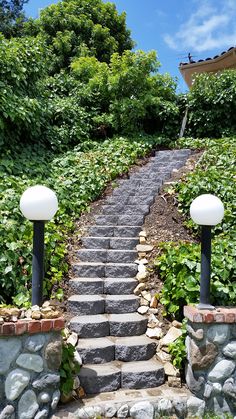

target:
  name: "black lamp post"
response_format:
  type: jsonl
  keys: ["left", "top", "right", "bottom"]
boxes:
{"left": 20, "top": 185, "right": 58, "bottom": 306}
{"left": 190, "top": 194, "right": 224, "bottom": 310}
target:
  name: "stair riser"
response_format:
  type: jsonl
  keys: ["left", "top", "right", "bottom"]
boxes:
{"left": 105, "top": 298, "right": 139, "bottom": 314}
{"left": 115, "top": 342, "right": 156, "bottom": 362}
{"left": 109, "top": 318, "right": 148, "bottom": 337}
{"left": 69, "top": 279, "right": 104, "bottom": 295}
{"left": 70, "top": 319, "right": 109, "bottom": 338}
{"left": 104, "top": 279, "right": 137, "bottom": 295}
{"left": 81, "top": 237, "right": 139, "bottom": 250}
{"left": 95, "top": 214, "right": 144, "bottom": 226}
{"left": 87, "top": 226, "right": 141, "bottom": 238}
{"left": 68, "top": 299, "right": 105, "bottom": 316}
{"left": 76, "top": 250, "right": 137, "bottom": 263}
{"left": 79, "top": 370, "right": 121, "bottom": 395}
{"left": 77, "top": 345, "right": 115, "bottom": 364}
{"left": 102, "top": 205, "right": 149, "bottom": 215}
{"left": 73, "top": 264, "right": 138, "bottom": 278}
{"left": 121, "top": 368, "right": 165, "bottom": 390}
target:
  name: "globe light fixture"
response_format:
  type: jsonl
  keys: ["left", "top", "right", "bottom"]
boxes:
{"left": 190, "top": 194, "right": 224, "bottom": 309}
{"left": 20, "top": 185, "right": 58, "bottom": 306}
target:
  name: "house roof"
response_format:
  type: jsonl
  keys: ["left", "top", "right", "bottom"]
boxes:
{"left": 179, "top": 46, "right": 236, "bottom": 88}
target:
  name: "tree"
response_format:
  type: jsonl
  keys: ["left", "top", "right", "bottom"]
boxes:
{"left": 0, "top": 0, "right": 28, "bottom": 37}
{"left": 23, "top": 0, "right": 134, "bottom": 70}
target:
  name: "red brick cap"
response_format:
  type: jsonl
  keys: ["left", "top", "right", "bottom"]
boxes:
{"left": 0, "top": 317, "right": 65, "bottom": 336}
{"left": 184, "top": 306, "right": 236, "bottom": 324}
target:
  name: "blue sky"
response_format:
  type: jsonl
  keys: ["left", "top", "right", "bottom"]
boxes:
{"left": 24, "top": 0, "right": 236, "bottom": 92}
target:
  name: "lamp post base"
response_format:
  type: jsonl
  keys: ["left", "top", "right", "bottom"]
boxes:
{"left": 197, "top": 303, "right": 215, "bottom": 310}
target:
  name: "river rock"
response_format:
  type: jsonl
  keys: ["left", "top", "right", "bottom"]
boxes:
{"left": 51, "top": 390, "right": 60, "bottom": 410}
{"left": 223, "top": 378, "right": 236, "bottom": 400}
{"left": 157, "top": 399, "right": 173, "bottom": 416}
{"left": 0, "top": 338, "right": 22, "bottom": 374}
{"left": 18, "top": 390, "right": 39, "bottom": 419}
{"left": 185, "top": 364, "right": 204, "bottom": 395}
{"left": 25, "top": 335, "right": 45, "bottom": 353}
{"left": 32, "top": 374, "right": 60, "bottom": 391}
{"left": 187, "top": 396, "right": 205, "bottom": 417}
{"left": 212, "top": 382, "right": 222, "bottom": 395}
{"left": 187, "top": 325, "right": 204, "bottom": 341}
{"left": 223, "top": 341, "right": 236, "bottom": 359}
{"left": 146, "top": 327, "right": 162, "bottom": 339}
{"left": 104, "top": 404, "right": 117, "bottom": 417}
{"left": 130, "top": 401, "right": 154, "bottom": 419}
{"left": 5, "top": 369, "right": 30, "bottom": 401}
{"left": 38, "top": 392, "right": 50, "bottom": 404}
{"left": 173, "top": 398, "right": 187, "bottom": 418}
{"left": 0, "top": 405, "right": 15, "bottom": 419}
{"left": 67, "top": 332, "right": 78, "bottom": 347}
{"left": 34, "top": 409, "right": 49, "bottom": 419}
{"left": 117, "top": 404, "right": 129, "bottom": 418}
{"left": 208, "top": 360, "right": 235, "bottom": 382}
{"left": 136, "top": 244, "right": 153, "bottom": 253}
{"left": 45, "top": 340, "right": 62, "bottom": 370}
{"left": 16, "top": 354, "right": 43, "bottom": 373}
{"left": 207, "top": 324, "right": 229, "bottom": 344}
{"left": 189, "top": 339, "right": 218, "bottom": 370}
{"left": 76, "top": 407, "right": 96, "bottom": 419}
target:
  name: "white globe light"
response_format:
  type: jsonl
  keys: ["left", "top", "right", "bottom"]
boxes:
{"left": 190, "top": 194, "right": 224, "bottom": 226}
{"left": 20, "top": 185, "right": 58, "bottom": 221}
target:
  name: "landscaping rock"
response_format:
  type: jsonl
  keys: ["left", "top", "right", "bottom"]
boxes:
{"left": 5, "top": 369, "right": 30, "bottom": 401}
{"left": 0, "top": 339, "right": 21, "bottom": 375}
{"left": 18, "top": 390, "right": 39, "bottom": 419}
{"left": 208, "top": 360, "right": 235, "bottom": 382}
{"left": 16, "top": 354, "right": 43, "bottom": 373}
{"left": 130, "top": 401, "right": 154, "bottom": 419}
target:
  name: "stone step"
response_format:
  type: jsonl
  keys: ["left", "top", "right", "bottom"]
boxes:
{"left": 69, "top": 277, "right": 137, "bottom": 295}
{"left": 121, "top": 358, "right": 165, "bottom": 389}
{"left": 76, "top": 249, "right": 137, "bottom": 263}
{"left": 73, "top": 262, "right": 138, "bottom": 278}
{"left": 78, "top": 358, "right": 165, "bottom": 394}
{"left": 105, "top": 195, "right": 154, "bottom": 206}
{"left": 69, "top": 278, "right": 104, "bottom": 294}
{"left": 104, "top": 278, "right": 137, "bottom": 295}
{"left": 82, "top": 236, "right": 139, "bottom": 250}
{"left": 88, "top": 225, "right": 141, "bottom": 238}
{"left": 78, "top": 362, "right": 121, "bottom": 394}
{"left": 76, "top": 334, "right": 157, "bottom": 366}
{"left": 155, "top": 148, "right": 190, "bottom": 158}
{"left": 95, "top": 214, "right": 144, "bottom": 226}
{"left": 105, "top": 295, "right": 140, "bottom": 314}
{"left": 68, "top": 294, "right": 140, "bottom": 315}
{"left": 114, "top": 335, "right": 157, "bottom": 362}
{"left": 70, "top": 312, "right": 148, "bottom": 338}
{"left": 77, "top": 337, "right": 115, "bottom": 364}
{"left": 112, "top": 187, "right": 159, "bottom": 197}
{"left": 109, "top": 313, "right": 148, "bottom": 337}
{"left": 70, "top": 314, "right": 109, "bottom": 338}
{"left": 68, "top": 295, "right": 105, "bottom": 315}
{"left": 101, "top": 204, "right": 150, "bottom": 215}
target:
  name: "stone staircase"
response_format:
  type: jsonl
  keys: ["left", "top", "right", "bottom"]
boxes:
{"left": 68, "top": 149, "right": 191, "bottom": 395}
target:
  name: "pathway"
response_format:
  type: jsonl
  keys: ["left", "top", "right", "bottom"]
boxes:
{"left": 67, "top": 148, "right": 191, "bottom": 395}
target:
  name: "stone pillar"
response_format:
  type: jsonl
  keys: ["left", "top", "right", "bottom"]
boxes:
{"left": 185, "top": 306, "right": 236, "bottom": 416}
{"left": 0, "top": 317, "right": 64, "bottom": 419}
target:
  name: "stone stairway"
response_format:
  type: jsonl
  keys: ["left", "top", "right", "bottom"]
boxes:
{"left": 68, "top": 149, "right": 191, "bottom": 395}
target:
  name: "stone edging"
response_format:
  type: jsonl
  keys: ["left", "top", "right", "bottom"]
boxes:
{"left": 0, "top": 317, "right": 65, "bottom": 336}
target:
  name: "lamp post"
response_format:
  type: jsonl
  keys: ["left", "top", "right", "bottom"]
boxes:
{"left": 190, "top": 194, "right": 224, "bottom": 310}
{"left": 20, "top": 185, "right": 58, "bottom": 306}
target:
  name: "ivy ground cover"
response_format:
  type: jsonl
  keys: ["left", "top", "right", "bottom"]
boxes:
{"left": 0, "top": 136, "right": 162, "bottom": 306}
{"left": 155, "top": 138, "right": 236, "bottom": 318}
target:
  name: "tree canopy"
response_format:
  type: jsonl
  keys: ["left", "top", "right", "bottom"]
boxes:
{"left": 0, "top": 0, "right": 28, "bottom": 37}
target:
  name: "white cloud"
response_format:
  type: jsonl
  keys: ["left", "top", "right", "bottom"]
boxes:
{"left": 164, "top": 0, "right": 236, "bottom": 54}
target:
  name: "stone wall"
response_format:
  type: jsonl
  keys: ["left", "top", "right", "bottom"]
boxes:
{"left": 185, "top": 306, "right": 236, "bottom": 416}
{"left": 0, "top": 318, "right": 64, "bottom": 419}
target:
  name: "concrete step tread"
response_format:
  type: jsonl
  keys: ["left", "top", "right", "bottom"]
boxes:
{"left": 69, "top": 294, "right": 139, "bottom": 301}
{"left": 77, "top": 337, "right": 114, "bottom": 350}
{"left": 113, "top": 335, "right": 157, "bottom": 346}
{"left": 70, "top": 314, "right": 108, "bottom": 324}
{"left": 73, "top": 262, "right": 137, "bottom": 267}
{"left": 79, "top": 358, "right": 163, "bottom": 375}
{"left": 121, "top": 358, "right": 163, "bottom": 373}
